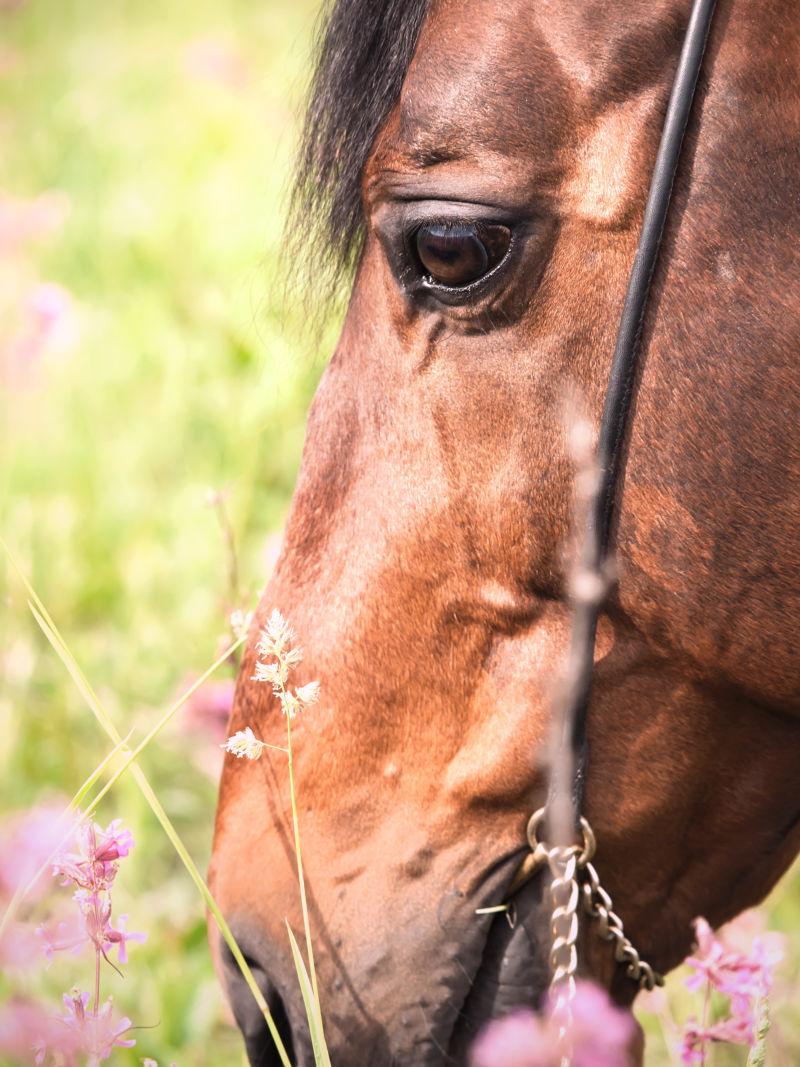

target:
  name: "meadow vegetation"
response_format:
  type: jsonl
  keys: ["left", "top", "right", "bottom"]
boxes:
{"left": 0, "top": 1, "right": 798, "bottom": 1064}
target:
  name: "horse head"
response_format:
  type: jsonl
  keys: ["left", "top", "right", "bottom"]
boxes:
{"left": 210, "top": 1, "right": 800, "bottom": 1062}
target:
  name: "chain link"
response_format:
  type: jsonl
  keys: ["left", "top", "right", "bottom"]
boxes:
{"left": 579, "top": 860, "right": 663, "bottom": 991}
{"left": 547, "top": 847, "right": 580, "bottom": 1067}
{"left": 526, "top": 807, "right": 663, "bottom": 1013}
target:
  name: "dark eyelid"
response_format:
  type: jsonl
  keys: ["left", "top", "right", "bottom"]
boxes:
{"left": 366, "top": 169, "right": 542, "bottom": 217}
{"left": 375, "top": 198, "right": 521, "bottom": 235}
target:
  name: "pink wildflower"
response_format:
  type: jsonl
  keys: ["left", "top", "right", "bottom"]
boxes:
{"left": 59, "top": 990, "right": 135, "bottom": 1064}
{"left": 569, "top": 981, "right": 637, "bottom": 1067}
{"left": 20, "top": 280, "right": 76, "bottom": 349}
{"left": 5, "top": 281, "right": 78, "bottom": 385}
{"left": 181, "top": 675, "right": 236, "bottom": 777}
{"left": 182, "top": 676, "right": 235, "bottom": 740}
{"left": 92, "top": 820, "right": 134, "bottom": 863}
{"left": 681, "top": 1009, "right": 754, "bottom": 1066}
{"left": 52, "top": 817, "right": 134, "bottom": 892}
{"left": 46, "top": 817, "right": 144, "bottom": 972}
{"left": 2, "top": 811, "right": 143, "bottom": 1064}
{"left": 679, "top": 913, "right": 782, "bottom": 1064}
{"left": 0, "top": 921, "right": 41, "bottom": 970}
{"left": 720, "top": 910, "right": 785, "bottom": 988}
{"left": 36, "top": 911, "right": 90, "bottom": 961}
{"left": 61, "top": 989, "right": 90, "bottom": 1024}
{"left": 81, "top": 892, "right": 113, "bottom": 946}
{"left": 685, "top": 916, "right": 780, "bottom": 1000}
{"left": 470, "top": 982, "right": 634, "bottom": 1067}
{"left": 105, "top": 914, "right": 146, "bottom": 965}
{"left": 30, "top": 281, "right": 72, "bottom": 336}
{"left": 470, "top": 1009, "right": 553, "bottom": 1067}
{"left": 0, "top": 998, "right": 75, "bottom": 1065}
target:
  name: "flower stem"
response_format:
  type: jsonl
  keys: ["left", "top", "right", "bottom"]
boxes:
{"left": 94, "top": 943, "right": 102, "bottom": 1015}
{"left": 700, "top": 981, "right": 710, "bottom": 1067}
{"left": 286, "top": 714, "right": 321, "bottom": 1013}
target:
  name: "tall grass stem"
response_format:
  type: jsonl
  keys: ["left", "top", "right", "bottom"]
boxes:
{"left": 286, "top": 714, "right": 325, "bottom": 1041}
{"left": 1, "top": 538, "right": 294, "bottom": 1067}
{"left": 84, "top": 634, "right": 245, "bottom": 814}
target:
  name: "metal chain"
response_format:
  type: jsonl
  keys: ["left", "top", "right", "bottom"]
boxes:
{"left": 523, "top": 807, "right": 662, "bottom": 1007}
{"left": 547, "top": 847, "right": 581, "bottom": 1067}
{"left": 579, "top": 860, "right": 662, "bottom": 991}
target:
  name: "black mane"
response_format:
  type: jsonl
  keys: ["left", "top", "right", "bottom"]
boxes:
{"left": 291, "top": 0, "right": 431, "bottom": 290}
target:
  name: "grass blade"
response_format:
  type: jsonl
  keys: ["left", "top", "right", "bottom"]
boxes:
{"left": 72, "top": 729, "right": 136, "bottom": 809}
{"left": 286, "top": 920, "right": 331, "bottom": 1067}
{"left": 83, "top": 632, "right": 245, "bottom": 815}
{"left": 2, "top": 631, "right": 242, "bottom": 937}
{"left": 286, "top": 714, "right": 325, "bottom": 1027}
{"left": 746, "top": 997, "right": 770, "bottom": 1067}
{"left": 1, "top": 539, "right": 294, "bottom": 1067}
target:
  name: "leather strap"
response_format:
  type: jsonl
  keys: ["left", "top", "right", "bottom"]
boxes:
{"left": 558, "top": 0, "right": 719, "bottom": 818}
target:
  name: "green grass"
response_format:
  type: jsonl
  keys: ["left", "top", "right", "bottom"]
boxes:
{"left": 0, "top": 1, "right": 332, "bottom": 1063}
{"left": 0, "top": 2, "right": 798, "bottom": 1065}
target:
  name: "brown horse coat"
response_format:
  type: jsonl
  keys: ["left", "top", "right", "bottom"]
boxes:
{"left": 211, "top": 1, "right": 800, "bottom": 1063}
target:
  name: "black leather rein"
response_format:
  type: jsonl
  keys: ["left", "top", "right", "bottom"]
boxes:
{"left": 502, "top": 0, "right": 722, "bottom": 996}
{"left": 557, "top": 0, "right": 720, "bottom": 818}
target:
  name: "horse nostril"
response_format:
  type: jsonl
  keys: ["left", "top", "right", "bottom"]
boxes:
{"left": 253, "top": 985, "right": 295, "bottom": 1067}
{"left": 223, "top": 943, "right": 296, "bottom": 1067}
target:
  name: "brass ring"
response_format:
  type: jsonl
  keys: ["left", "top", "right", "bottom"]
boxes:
{"left": 526, "top": 807, "right": 596, "bottom": 866}
{"left": 525, "top": 807, "right": 547, "bottom": 851}
{"left": 577, "top": 817, "right": 596, "bottom": 867}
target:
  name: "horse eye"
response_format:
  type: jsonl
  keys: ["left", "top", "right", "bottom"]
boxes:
{"left": 414, "top": 222, "right": 511, "bottom": 288}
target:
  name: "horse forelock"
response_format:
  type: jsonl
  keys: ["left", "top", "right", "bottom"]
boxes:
{"left": 289, "top": 0, "right": 431, "bottom": 294}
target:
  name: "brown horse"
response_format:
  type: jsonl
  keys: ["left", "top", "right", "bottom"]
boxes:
{"left": 209, "top": 0, "right": 800, "bottom": 1063}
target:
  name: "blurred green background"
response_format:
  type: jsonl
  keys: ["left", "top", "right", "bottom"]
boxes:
{"left": 0, "top": 1, "right": 330, "bottom": 1063}
{"left": 0, "top": 1, "right": 797, "bottom": 1064}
